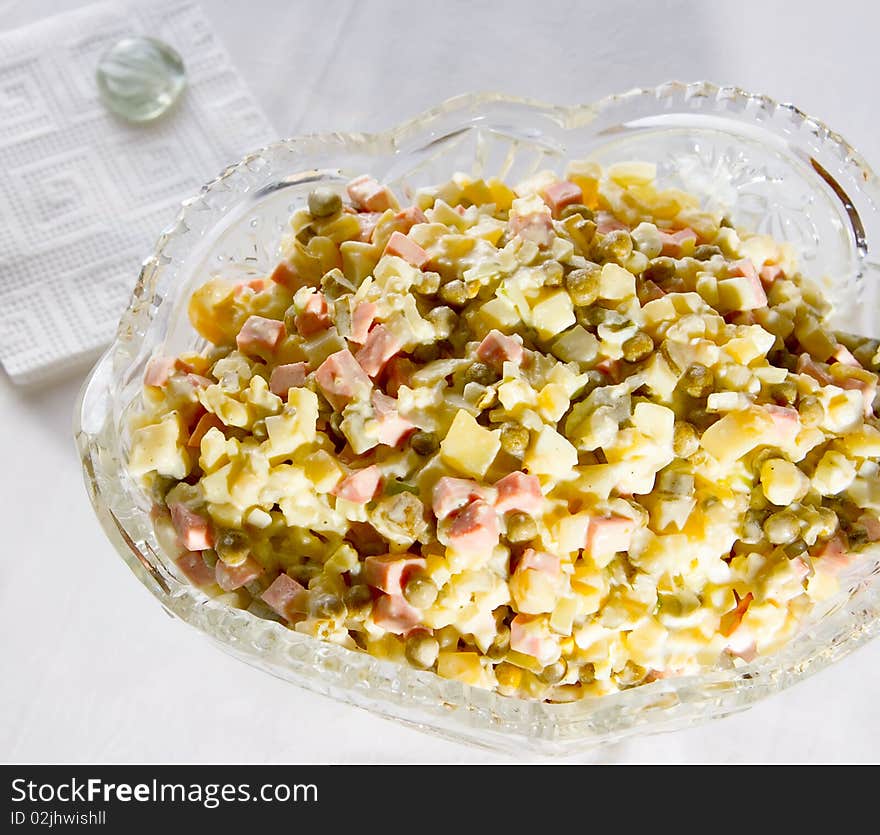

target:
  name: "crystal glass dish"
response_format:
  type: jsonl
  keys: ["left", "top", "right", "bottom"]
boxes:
{"left": 75, "top": 82, "right": 880, "bottom": 755}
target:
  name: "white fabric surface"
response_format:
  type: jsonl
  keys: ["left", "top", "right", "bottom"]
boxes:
{"left": 2, "top": 0, "right": 880, "bottom": 764}
{"left": 0, "top": 0, "right": 275, "bottom": 384}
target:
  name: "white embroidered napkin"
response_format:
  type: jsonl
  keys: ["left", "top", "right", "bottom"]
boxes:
{"left": 0, "top": 1, "right": 277, "bottom": 384}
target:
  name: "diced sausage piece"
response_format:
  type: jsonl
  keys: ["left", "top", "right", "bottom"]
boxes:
{"left": 477, "top": 330, "right": 524, "bottom": 370}
{"left": 585, "top": 515, "right": 635, "bottom": 557}
{"left": 354, "top": 211, "right": 382, "bottom": 242}
{"left": 384, "top": 231, "right": 429, "bottom": 268}
{"left": 764, "top": 404, "right": 801, "bottom": 445}
{"left": 261, "top": 573, "right": 307, "bottom": 619}
{"left": 797, "top": 353, "right": 833, "bottom": 386}
{"left": 235, "top": 278, "right": 266, "bottom": 295}
{"left": 432, "top": 477, "right": 494, "bottom": 520}
{"left": 347, "top": 175, "right": 396, "bottom": 212}
{"left": 176, "top": 552, "right": 215, "bottom": 588}
{"left": 541, "top": 180, "right": 583, "bottom": 217}
{"left": 186, "top": 373, "right": 213, "bottom": 389}
{"left": 638, "top": 279, "right": 666, "bottom": 304}
{"left": 169, "top": 502, "right": 214, "bottom": 551}
{"left": 510, "top": 614, "right": 557, "bottom": 663}
{"left": 494, "top": 471, "right": 543, "bottom": 516}
{"left": 858, "top": 513, "right": 880, "bottom": 542}
{"left": 446, "top": 500, "right": 499, "bottom": 555}
{"left": 728, "top": 258, "right": 768, "bottom": 308}
{"left": 363, "top": 553, "right": 427, "bottom": 595}
{"left": 385, "top": 356, "right": 415, "bottom": 397}
{"left": 659, "top": 228, "right": 698, "bottom": 257}
{"left": 269, "top": 362, "right": 310, "bottom": 396}
{"left": 517, "top": 548, "right": 561, "bottom": 578}
{"left": 351, "top": 302, "right": 377, "bottom": 344}
{"left": 814, "top": 534, "right": 853, "bottom": 574}
{"left": 294, "top": 292, "right": 331, "bottom": 337}
{"left": 596, "top": 358, "right": 621, "bottom": 382}
{"left": 332, "top": 464, "right": 382, "bottom": 503}
{"left": 315, "top": 349, "right": 372, "bottom": 409}
{"left": 596, "top": 213, "right": 627, "bottom": 234}
{"left": 356, "top": 324, "right": 401, "bottom": 377}
{"left": 371, "top": 390, "right": 414, "bottom": 446}
{"left": 372, "top": 593, "right": 422, "bottom": 634}
{"left": 720, "top": 592, "right": 753, "bottom": 637}
{"left": 832, "top": 344, "right": 861, "bottom": 367}
{"left": 144, "top": 356, "right": 176, "bottom": 387}
{"left": 395, "top": 205, "right": 428, "bottom": 232}
{"left": 508, "top": 212, "right": 554, "bottom": 247}
{"left": 759, "top": 264, "right": 784, "bottom": 285}
{"left": 236, "top": 315, "right": 286, "bottom": 357}
{"left": 215, "top": 556, "right": 263, "bottom": 592}
{"left": 187, "top": 412, "right": 224, "bottom": 449}
{"left": 269, "top": 261, "right": 301, "bottom": 289}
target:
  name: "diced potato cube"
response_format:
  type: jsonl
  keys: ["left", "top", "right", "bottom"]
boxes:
{"left": 437, "top": 651, "right": 485, "bottom": 686}
{"left": 510, "top": 569, "right": 558, "bottom": 614}
{"left": 476, "top": 296, "right": 520, "bottom": 333}
{"left": 440, "top": 409, "right": 501, "bottom": 479}
{"left": 760, "top": 459, "right": 810, "bottom": 505}
{"left": 551, "top": 325, "right": 599, "bottom": 364}
{"left": 537, "top": 383, "right": 570, "bottom": 422}
{"left": 631, "top": 401, "right": 675, "bottom": 443}
{"left": 530, "top": 289, "right": 575, "bottom": 340}
{"left": 717, "top": 277, "right": 766, "bottom": 312}
{"left": 525, "top": 424, "right": 578, "bottom": 481}
{"left": 553, "top": 511, "right": 592, "bottom": 553}
{"left": 608, "top": 161, "right": 656, "bottom": 186}
{"left": 812, "top": 450, "right": 856, "bottom": 496}
{"left": 598, "top": 263, "right": 636, "bottom": 300}
{"left": 700, "top": 408, "right": 773, "bottom": 464}
{"left": 129, "top": 412, "right": 190, "bottom": 479}
{"left": 324, "top": 543, "right": 359, "bottom": 575}
{"left": 303, "top": 449, "right": 344, "bottom": 492}
{"left": 265, "top": 388, "right": 318, "bottom": 459}
{"left": 841, "top": 426, "right": 880, "bottom": 458}
{"left": 550, "top": 597, "right": 578, "bottom": 636}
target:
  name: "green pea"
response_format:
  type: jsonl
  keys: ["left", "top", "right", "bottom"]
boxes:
{"left": 594, "top": 230, "right": 633, "bottom": 262}
{"left": 307, "top": 187, "right": 342, "bottom": 218}
{"left": 439, "top": 280, "right": 469, "bottom": 307}
{"left": 343, "top": 584, "right": 373, "bottom": 616}
{"left": 680, "top": 363, "right": 714, "bottom": 398}
{"left": 486, "top": 625, "right": 511, "bottom": 661}
{"left": 215, "top": 529, "right": 250, "bottom": 567}
{"left": 560, "top": 203, "right": 595, "bottom": 221}
{"left": 621, "top": 331, "right": 654, "bottom": 362}
{"left": 798, "top": 395, "right": 824, "bottom": 427}
{"left": 463, "top": 361, "right": 496, "bottom": 386}
{"left": 426, "top": 306, "right": 458, "bottom": 338}
{"left": 410, "top": 431, "right": 439, "bottom": 456}
{"left": 642, "top": 257, "right": 677, "bottom": 284}
{"left": 540, "top": 659, "right": 567, "bottom": 684}
{"left": 565, "top": 266, "right": 601, "bottom": 306}
{"left": 672, "top": 421, "right": 700, "bottom": 458}
{"left": 309, "top": 592, "right": 346, "bottom": 620}
{"left": 500, "top": 423, "right": 530, "bottom": 457}
{"left": 403, "top": 575, "right": 438, "bottom": 608}
{"left": 764, "top": 511, "right": 800, "bottom": 544}
{"left": 506, "top": 511, "right": 537, "bottom": 543}
{"left": 693, "top": 244, "right": 723, "bottom": 261}
{"left": 412, "top": 343, "right": 440, "bottom": 363}
{"left": 405, "top": 632, "right": 439, "bottom": 670}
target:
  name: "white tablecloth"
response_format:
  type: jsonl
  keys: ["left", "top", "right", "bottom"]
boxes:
{"left": 2, "top": 0, "right": 879, "bottom": 764}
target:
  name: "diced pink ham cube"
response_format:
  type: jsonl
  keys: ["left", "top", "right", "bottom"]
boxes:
{"left": 659, "top": 227, "right": 698, "bottom": 257}
{"left": 759, "top": 263, "right": 784, "bottom": 285}
{"left": 595, "top": 213, "right": 627, "bottom": 234}
{"left": 395, "top": 205, "right": 428, "bottom": 232}
{"left": 372, "top": 593, "right": 422, "bottom": 634}
{"left": 354, "top": 211, "right": 382, "bottom": 242}
{"left": 797, "top": 353, "right": 833, "bottom": 386}
{"left": 144, "top": 356, "right": 176, "bottom": 387}
{"left": 541, "top": 180, "right": 583, "bottom": 217}
{"left": 269, "top": 362, "right": 310, "bottom": 396}
{"left": 494, "top": 471, "right": 543, "bottom": 516}
{"left": 383, "top": 231, "right": 429, "bottom": 269}
{"left": 517, "top": 548, "right": 561, "bottom": 578}
{"left": 332, "top": 465, "right": 382, "bottom": 503}
{"left": 728, "top": 258, "right": 768, "bottom": 308}
{"left": 371, "top": 390, "right": 414, "bottom": 446}
{"left": 432, "top": 477, "right": 493, "bottom": 520}
{"left": 261, "top": 573, "right": 307, "bottom": 619}
{"left": 363, "top": 553, "right": 427, "bottom": 595}
{"left": 585, "top": 515, "right": 635, "bottom": 556}
{"left": 509, "top": 614, "right": 556, "bottom": 662}
{"left": 508, "top": 212, "right": 554, "bottom": 247}
{"left": 832, "top": 344, "right": 861, "bottom": 367}
{"left": 476, "top": 330, "right": 524, "bottom": 370}
{"left": 347, "top": 175, "right": 396, "bottom": 212}
{"left": 813, "top": 533, "right": 854, "bottom": 575}
{"left": 356, "top": 324, "right": 401, "bottom": 377}
{"left": 858, "top": 513, "right": 880, "bottom": 542}
{"left": 596, "top": 358, "right": 621, "bottom": 382}
{"left": 446, "top": 500, "right": 499, "bottom": 555}
{"left": 351, "top": 302, "right": 377, "bottom": 344}
{"left": 764, "top": 404, "right": 801, "bottom": 444}
{"left": 169, "top": 502, "right": 214, "bottom": 551}
{"left": 315, "top": 349, "right": 372, "bottom": 409}
{"left": 176, "top": 552, "right": 215, "bottom": 588}
{"left": 294, "top": 292, "right": 331, "bottom": 337}
{"left": 269, "top": 261, "right": 301, "bottom": 289}
{"left": 236, "top": 315, "right": 286, "bottom": 357}
{"left": 215, "top": 556, "right": 263, "bottom": 592}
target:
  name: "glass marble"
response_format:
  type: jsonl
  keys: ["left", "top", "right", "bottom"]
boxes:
{"left": 96, "top": 37, "right": 186, "bottom": 123}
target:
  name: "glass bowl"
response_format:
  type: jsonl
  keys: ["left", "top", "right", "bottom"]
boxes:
{"left": 75, "top": 82, "right": 880, "bottom": 756}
